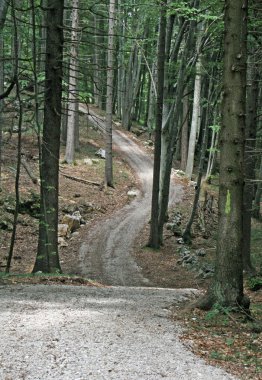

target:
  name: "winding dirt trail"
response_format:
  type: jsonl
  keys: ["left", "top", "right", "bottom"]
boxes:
{"left": 0, "top": 109, "right": 237, "bottom": 380}
{"left": 78, "top": 110, "right": 183, "bottom": 286}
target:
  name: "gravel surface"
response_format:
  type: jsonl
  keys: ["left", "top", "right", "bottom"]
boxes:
{"left": 0, "top": 284, "right": 237, "bottom": 380}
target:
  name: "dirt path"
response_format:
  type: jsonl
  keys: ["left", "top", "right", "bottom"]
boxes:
{"left": 0, "top": 110, "right": 238, "bottom": 380}
{"left": 78, "top": 121, "right": 183, "bottom": 286}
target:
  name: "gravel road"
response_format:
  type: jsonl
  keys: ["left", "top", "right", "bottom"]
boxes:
{"left": 0, "top": 285, "right": 237, "bottom": 380}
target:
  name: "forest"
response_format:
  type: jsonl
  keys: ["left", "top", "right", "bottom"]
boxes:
{"left": 0, "top": 0, "right": 262, "bottom": 378}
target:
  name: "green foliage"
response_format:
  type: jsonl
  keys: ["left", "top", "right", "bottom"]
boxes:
{"left": 209, "top": 124, "right": 220, "bottom": 133}
{"left": 248, "top": 276, "right": 262, "bottom": 291}
{"left": 205, "top": 303, "right": 235, "bottom": 325}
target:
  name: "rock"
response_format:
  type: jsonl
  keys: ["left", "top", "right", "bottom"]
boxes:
{"left": 58, "top": 224, "right": 70, "bottom": 238}
{"left": 62, "top": 213, "right": 81, "bottom": 233}
{"left": 83, "top": 158, "right": 93, "bottom": 165}
{"left": 189, "top": 181, "right": 197, "bottom": 188}
{"left": 172, "top": 226, "right": 182, "bottom": 237}
{"left": 127, "top": 189, "right": 139, "bottom": 197}
{"left": 79, "top": 202, "right": 95, "bottom": 214}
{"left": 196, "top": 248, "right": 206, "bottom": 257}
{"left": 71, "top": 231, "right": 80, "bottom": 238}
{"left": 58, "top": 237, "right": 68, "bottom": 247}
{"left": 174, "top": 169, "right": 185, "bottom": 177}
{"left": 62, "top": 204, "right": 78, "bottom": 214}
{"left": 95, "top": 148, "right": 106, "bottom": 159}
{"left": 185, "top": 255, "right": 197, "bottom": 264}
{"left": 178, "top": 247, "right": 191, "bottom": 257}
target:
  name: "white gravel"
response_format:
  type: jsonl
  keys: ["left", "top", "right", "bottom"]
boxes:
{"left": 0, "top": 284, "right": 238, "bottom": 380}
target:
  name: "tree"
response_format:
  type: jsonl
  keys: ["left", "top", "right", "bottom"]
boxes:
{"left": 65, "top": 0, "right": 79, "bottom": 164}
{"left": 0, "top": 0, "right": 9, "bottom": 187}
{"left": 185, "top": 24, "right": 203, "bottom": 179}
{"left": 198, "top": 0, "right": 249, "bottom": 310}
{"left": 33, "top": 0, "right": 64, "bottom": 273}
{"left": 148, "top": 0, "right": 166, "bottom": 249}
{"left": 105, "top": 0, "right": 116, "bottom": 187}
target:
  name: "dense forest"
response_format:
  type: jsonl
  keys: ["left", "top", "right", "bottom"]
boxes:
{"left": 0, "top": 0, "right": 262, "bottom": 314}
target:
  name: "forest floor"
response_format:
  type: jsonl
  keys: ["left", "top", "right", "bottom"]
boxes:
{"left": 0, "top": 105, "right": 261, "bottom": 379}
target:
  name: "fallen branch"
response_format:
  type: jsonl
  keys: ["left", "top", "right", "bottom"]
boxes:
{"left": 21, "top": 159, "right": 39, "bottom": 185}
{"left": 59, "top": 169, "right": 101, "bottom": 187}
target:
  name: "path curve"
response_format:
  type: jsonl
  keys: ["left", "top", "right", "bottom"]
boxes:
{"left": 78, "top": 119, "right": 183, "bottom": 286}
{"left": 0, "top": 110, "right": 237, "bottom": 380}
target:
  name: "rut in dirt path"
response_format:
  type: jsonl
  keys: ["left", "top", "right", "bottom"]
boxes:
{"left": 78, "top": 113, "right": 183, "bottom": 286}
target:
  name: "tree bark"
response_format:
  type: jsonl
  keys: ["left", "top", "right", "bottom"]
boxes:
{"left": 198, "top": 0, "right": 249, "bottom": 310}
{"left": 33, "top": 0, "right": 64, "bottom": 273}
{"left": 148, "top": 1, "right": 166, "bottom": 249}
{"left": 185, "top": 26, "right": 203, "bottom": 179}
{"left": 242, "top": 56, "right": 259, "bottom": 274}
{"left": 105, "top": 0, "right": 115, "bottom": 187}
{"left": 65, "top": 0, "right": 79, "bottom": 164}
{"left": 0, "top": 0, "right": 9, "bottom": 187}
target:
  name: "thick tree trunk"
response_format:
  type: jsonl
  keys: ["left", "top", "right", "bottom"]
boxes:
{"left": 33, "top": 0, "right": 64, "bottom": 273}
{"left": 148, "top": 1, "right": 166, "bottom": 249}
{"left": 198, "top": 0, "right": 249, "bottom": 310}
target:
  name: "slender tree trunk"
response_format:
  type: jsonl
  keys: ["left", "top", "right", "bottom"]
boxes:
{"left": 0, "top": 0, "right": 9, "bottom": 187}
{"left": 180, "top": 87, "right": 189, "bottom": 171}
{"left": 182, "top": 81, "right": 211, "bottom": 244}
{"left": 242, "top": 56, "right": 259, "bottom": 274}
{"left": 253, "top": 156, "right": 262, "bottom": 220}
{"left": 185, "top": 27, "right": 203, "bottom": 179}
{"left": 6, "top": 1, "right": 22, "bottom": 273}
{"left": 122, "top": 44, "right": 142, "bottom": 130}
{"left": 65, "top": 0, "right": 79, "bottom": 164}
{"left": 33, "top": 0, "right": 64, "bottom": 273}
{"left": 105, "top": 0, "right": 115, "bottom": 187}
{"left": 158, "top": 20, "right": 195, "bottom": 242}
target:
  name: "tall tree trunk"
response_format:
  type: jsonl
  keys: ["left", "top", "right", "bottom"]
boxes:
{"left": 148, "top": 0, "right": 166, "bottom": 249}
{"left": 105, "top": 0, "right": 115, "bottom": 187}
{"left": 0, "top": 0, "right": 9, "bottom": 187}
{"left": 180, "top": 87, "right": 189, "bottom": 171}
{"left": 33, "top": 0, "right": 64, "bottom": 273}
{"left": 198, "top": 0, "right": 249, "bottom": 310}
{"left": 185, "top": 26, "right": 203, "bottom": 179}
{"left": 65, "top": 0, "right": 79, "bottom": 164}
{"left": 158, "top": 18, "right": 195, "bottom": 243}
{"left": 242, "top": 56, "right": 259, "bottom": 274}
{"left": 6, "top": 0, "right": 22, "bottom": 273}
{"left": 122, "top": 44, "right": 142, "bottom": 130}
